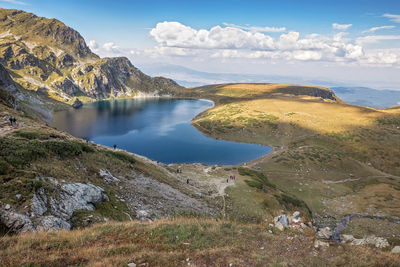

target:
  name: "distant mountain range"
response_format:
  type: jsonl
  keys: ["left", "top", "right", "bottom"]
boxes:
{"left": 140, "top": 63, "right": 400, "bottom": 109}
{"left": 331, "top": 87, "right": 400, "bottom": 109}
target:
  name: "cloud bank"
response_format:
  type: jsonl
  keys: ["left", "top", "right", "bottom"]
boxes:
{"left": 146, "top": 21, "right": 399, "bottom": 67}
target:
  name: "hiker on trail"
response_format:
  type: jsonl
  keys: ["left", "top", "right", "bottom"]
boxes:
{"left": 12, "top": 117, "right": 16, "bottom": 126}
{"left": 226, "top": 178, "right": 229, "bottom": 183}
{"left": 8, "top": 117, "right": 12, "bottom": 126}
{"left": 186, "top": 179, "right": 189, "bottom": 184}
{"left": 113, "top": 144, "right": 117, "bottom": 150}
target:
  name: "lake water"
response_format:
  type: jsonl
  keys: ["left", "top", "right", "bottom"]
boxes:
{"left": 52, "top": 98, "right": 272, "bottom": 165}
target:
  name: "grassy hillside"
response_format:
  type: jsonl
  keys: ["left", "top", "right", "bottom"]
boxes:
{"left": 195, "top": 83, "right": 341, "bottom": 103}
{"left": 193, "top": 83, "right": 400, "bottom": 232}
{"left": 1, "top": 217, "right": 400, "bottom": 266}
{"left": 0, "top": 98, "right": 315, "bottom": 235}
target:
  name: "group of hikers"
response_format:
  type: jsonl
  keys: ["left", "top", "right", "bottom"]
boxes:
{"left": 227, "top": 175, "right": 236, "bottom": 183}
{"left": 177, "top": 167, "right": 237, "bottom": 185}
{"left": 7, "top": 116, "right": 17, "bottom": 127}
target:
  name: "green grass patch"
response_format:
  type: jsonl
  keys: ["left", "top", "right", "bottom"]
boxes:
{"left": 0, "top": 157, "right": 9, "bottom": 175}
{"left": 244, "top": 179, "right": 263, "bottom": 189}
{"left": 0, "top": 137, "right": 95, "bottom": 168}
{"left": 14, "top": 130, "right": 62, "bottom": 140}
{"left": 105, "top": 150, "right": 135, "bottom": 164}
{"left": 238, "top": 167, "right": 276, "bottom": 189}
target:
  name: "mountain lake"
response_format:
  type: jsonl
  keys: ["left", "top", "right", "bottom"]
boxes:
{"left": 52, "top": 98, "right": 272, "bottom": 165}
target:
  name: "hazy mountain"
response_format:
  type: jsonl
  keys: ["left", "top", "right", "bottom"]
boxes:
{"left": 332, "top": 87, "right": 400, "bottom": 109}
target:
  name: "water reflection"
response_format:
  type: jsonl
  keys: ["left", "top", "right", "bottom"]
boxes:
{"left": 52, "top": 98, "right": 271, "bottom": 165}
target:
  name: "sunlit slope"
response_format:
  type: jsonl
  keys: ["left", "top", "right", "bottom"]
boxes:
{"left": 195, "top": 83, "right": 341, "bottom": 102}
{"left": 192, "top": 83, "right": 400, "bottom": 235}
{"left": 193, "top": 85, "right": 400, "bottom": 176}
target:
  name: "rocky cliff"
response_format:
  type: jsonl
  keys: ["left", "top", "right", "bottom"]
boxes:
{"left": 0, "top": 8, "right": 184, "bottom": 104}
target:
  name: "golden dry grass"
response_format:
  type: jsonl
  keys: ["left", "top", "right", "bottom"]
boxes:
{"left": 196, "top": 98, "right": 386, "bottom": 134}
{"left": 1, "top": 217, "right": 400, "bottom": 267}
{"left": 197, "top": 83, "right": 336, "bottom": 99}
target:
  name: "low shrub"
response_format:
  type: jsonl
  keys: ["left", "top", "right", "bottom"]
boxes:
{"left": 238, "top": 167, "right": 276, "bottom": 189}
{"left": 105, "top": 150, "right": 135, "bottom": 164}
{"left": 244, "top": 179, "right": 263, "bottom": 189}
{"left": 0, "top": 138, "right": 46, "bottom": 166}
{"left": 14, "top": 130, "right": 41, "bottom": 140}
{"left": 45, "top": 140, "right": 84, "bottom": 158}
{"left": 0, "top": 157, "right": 9, "bottom": 175}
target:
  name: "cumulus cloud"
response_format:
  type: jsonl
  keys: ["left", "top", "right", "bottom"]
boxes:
{"left": 383, "top": 14, "right": 400, "bottom": 23}
{"left": 222, "top": 23, "right": 286, "bottom": 33}
{"left": 365, "top": 51, "right": 398, "bottom": 65}
{"left": 150, "top": 21, "right": 275, "bottom": 50}
{"left": 332, "top": 23, "right": 352, "bottom": 30}
{"left": 102, "top": 42, "right": 120, "bottom": 52}
{"left": 88, "top": 40, "right": 99, "bottom": 52}
{"left": 143, "top": 21, "right": 400, "bottom": 67}
{"left": 362, "top": 25, "right": 395, "bottom": 34}
{"left": 148, "top": 22, "right": 400, "bottom": 65}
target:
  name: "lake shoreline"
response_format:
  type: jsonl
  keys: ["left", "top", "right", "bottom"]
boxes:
{"left": 52, "top": 98, "right": 272, "bottom": 165}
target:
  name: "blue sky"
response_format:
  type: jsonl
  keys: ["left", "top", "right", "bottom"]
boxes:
{"left": 1, "top": 0, "right": 400, "bottom": 89}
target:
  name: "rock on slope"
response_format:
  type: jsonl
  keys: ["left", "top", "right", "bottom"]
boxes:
{"left": 0, "top": 8, "right": 184, "bottom": 103}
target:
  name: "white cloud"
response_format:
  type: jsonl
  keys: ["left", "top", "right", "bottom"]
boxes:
{"left": 88, "top": 40, "right": 99, "bottom": 52}
{"left": 0, "top": 0, "right": 27, "bottom": 5}
{"left": 362, "top": 25, "right": 395, "bottom": 34}
{"left": 150, "top": 21, "right": 275, "bottom": 50}
{"left": 103, "top": 42, "right": 120, "bottom": 53}
{"left": 222, "top": 23, "right": 286, "bottom": 33}
{"left": 332, "top": 23, "right": 352, "bottom": 30}
{"left": 365, "top": 51, "right": 398, "bottom": 65}
{"left": 140, "top": 21, "right": 400, "bottom": 68}
{"left": 148, "top": 22, "right": 399, "bottom": 66}
{"left": 383, "top": 14, "right": 400, "bottom": 23}
{"left": 278, "top": 31, "right": 300, "bottom": 50}
{"left": 344, "top": 44, "right": 364, "bottom": 59}
{"left": 356, "top": 35, "right": 400, "bottom": 45}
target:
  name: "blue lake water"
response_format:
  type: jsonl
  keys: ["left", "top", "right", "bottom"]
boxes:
{"left": 52, "top": 98, "right": 272, "bottom": 165}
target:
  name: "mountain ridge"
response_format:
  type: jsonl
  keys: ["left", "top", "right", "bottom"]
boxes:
{"left": 0, "top": 8, "right": 185, "bottom": 110}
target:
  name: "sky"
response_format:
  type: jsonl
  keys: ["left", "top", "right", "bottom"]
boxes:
{"left": 1, "top": 0, "right": 400, "bottom": 89}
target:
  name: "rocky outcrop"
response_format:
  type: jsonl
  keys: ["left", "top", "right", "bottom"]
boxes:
{"left": 0, "top": 9, "right": 96, "bottom": 59}
{"left": 0, "top": 209, "right": 35, "bottom": 233}
{"left": 0, "top": 63, "right": 22, "bottom": 106}
{"left": 0, "top": 8, "right": 184, "bottom": 104}
{"left": 99, "top": 169, "right": 120, "bottom": 184}
{"left": 341, "top": 234, "right": 390, "bottom": 249}
{"left": 70, "top": 57, "right": 183, "bottom": 99}
{"left": 0, "top": 177, "right": 107, "bottom": 233}
{"left": 273, "top": 211, "right": 311, "bottom": 232}
{"left": 121, "top": 173, "right": 214, "bottom": 221}
{"left": 72, "top": 98, "right": 83, "bottom": 108}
